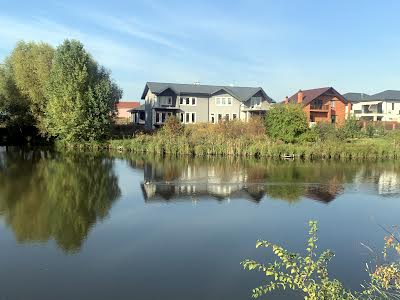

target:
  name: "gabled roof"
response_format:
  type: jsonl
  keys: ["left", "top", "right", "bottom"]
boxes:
{"left": 343, "top": 92, "right": 371, "bottom": 102}
{"left": 116, "top": 101, "right": 140, "bottom": 109}
{"left": 141, "top": 82, "right": 273, "bottom": 103}
{"left": 287, "top": 87, "right": 348, "bottom": 106}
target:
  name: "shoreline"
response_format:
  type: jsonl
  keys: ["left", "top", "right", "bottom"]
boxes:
{"left": 57, "top": 136, "right": 400, "bottom": 160}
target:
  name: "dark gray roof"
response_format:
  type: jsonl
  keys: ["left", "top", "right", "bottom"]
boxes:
{"left": 128, "top": 104, "right": 145, "bottom": 112}
{"left": 142, "top": 82, "right": 273, "bottom": 103}
{"left": 344, "top": 90, "right": 400, "bottom": 102}
{"left": 343, "top": 92, "right": 371, "bottom": 102}
{"left": 369, "top": 90, "right": 400, "bottom": 100}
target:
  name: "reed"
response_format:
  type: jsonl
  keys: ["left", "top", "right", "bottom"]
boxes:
{"left": 59, "top": 120, "right": 400, "bottom": 160}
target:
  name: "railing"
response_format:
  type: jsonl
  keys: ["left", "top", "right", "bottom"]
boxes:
{"left": 310, "top": 104, "right": 330, "bottom": 111}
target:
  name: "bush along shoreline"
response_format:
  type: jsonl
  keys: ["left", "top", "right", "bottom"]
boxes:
{"left": 57, "top": 117, "right": 400, "bottom": 160}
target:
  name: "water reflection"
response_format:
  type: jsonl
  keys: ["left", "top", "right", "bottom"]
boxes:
{"left": 0, "top": 148, "right": 121, "bottom": 253}
{"left": 127, "top": 157, "right": 400, "bottom": 203}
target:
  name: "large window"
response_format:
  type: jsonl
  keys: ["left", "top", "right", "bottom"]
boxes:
{"left": 159, "top": 96, "right": 172, "bottom": 106}
{"left": 216, "top": 97, "right": 233, "bottom": 106}
{"left": 180, "top": 97, "right": 196, "bottom": 106}
{"left": 184, "top": 112, "right": 196, "bottom": 124}
{"left": 250, "top": 97, "right": 261, "bottom": 107}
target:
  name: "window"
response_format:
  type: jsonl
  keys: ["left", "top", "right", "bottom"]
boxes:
{"left": 331, "top": 100, "right": 335, "bottom": 108}
{"left": 251, "top": 97, "right": 261, "bottom": 107}
{"left": 180, "top": 113, "right": 184, "bottom": 123}
{"left": 180, "top": 97, "right": 196, "bottom": 106}
{"left": 218, "top": 114, "right": 222, "bottom": 122}
{"left": 393, "top": 103, "right": 395, "bottom": 110}
{"left": 161, "top": 112, "right": 166, "bottom": 123}
{"left": 331, "top": 115, "right": 336, "bottom": 124}
{"left": 156, "top": 113, "right": 160, "bottom": 123}
{"left": 167, "top": 97, "right": 172, "bottom": 105}
{"left": 216, "top": 97, "right": 232, "bottom": 106}
{"left": 225, "top": 114, "right": 230, "bottom": 121}
{"left": 210, "top": 113, "right": 215, "bottom": 123}
{"left": 186, "top": 112, "right": 190, "bottom": 123}
{"left": 191, "top": 113, "right": 196, "bottom": 123}
{"left": 232, "top": 114, "right": 237, "bottom": 120}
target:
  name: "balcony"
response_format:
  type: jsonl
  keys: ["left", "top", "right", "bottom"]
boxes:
{"left": 310, "top": 104, "right": 330, "bottom": 111}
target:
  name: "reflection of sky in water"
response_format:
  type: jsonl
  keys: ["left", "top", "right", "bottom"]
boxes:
{"left": 1, "top": 150, "right": 400, "bottom": 300}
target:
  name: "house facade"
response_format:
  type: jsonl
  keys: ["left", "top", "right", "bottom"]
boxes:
{"left": 286, "top": 87, "right": 351, "bottom": 125}
{"left": 344, "top": 90, "right": 400, "bottom": 122}
{"left": 141, "top": 82, "right": 273, "bottom": 129}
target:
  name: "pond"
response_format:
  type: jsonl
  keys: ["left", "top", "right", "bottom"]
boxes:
{"left": 0, "top": 147, "right": 399, "bottom": 299}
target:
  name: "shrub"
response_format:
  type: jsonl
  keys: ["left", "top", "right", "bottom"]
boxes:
{"left": 161, "top": 116, "right": 184, "bottom": 136}
{"left": 241, "top": 220, "right": 400, "bottom": 299}
{"left": 265, "top": 104, "right": 308, "bottom": 143}
{"left": 342, "top": 115, "right": 362, "bottom": 138}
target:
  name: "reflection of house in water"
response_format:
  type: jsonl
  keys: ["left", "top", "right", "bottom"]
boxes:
{"left": 139, "top": 162, "right": 344, "bottom": 204}
{"left": 354, "top": 167, "right": 400, "bottom": 197}
{"left": 140, "top": 162, "right": 267, "bottom": 203}
{"left": 378, "top": 171, "right": 400, "bottom": 196}
{"left": 305, "top": 183, "right": 344, "bottom": 203}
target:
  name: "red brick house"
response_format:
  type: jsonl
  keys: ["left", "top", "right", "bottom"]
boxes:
{"left": 115, "top": 101, "right": 140, "bottom": 119}
{"left": 285, "top": 87, "right": 351, "bottom": 125}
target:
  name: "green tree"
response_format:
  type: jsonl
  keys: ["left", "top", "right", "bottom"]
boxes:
{"left": 0, "top": 59, "right": 33, "bottom": 129}
{"left": 10, "top": 41, "right": 54, "bottom": 131}
{"left": 341, "top": 114, "right": 361, "bottom": 138}
{"left": 265, "top": 104, "right": 308, "bottom": 143}
{"left": 44, "top": 39, "right": 122, "bottom": 142}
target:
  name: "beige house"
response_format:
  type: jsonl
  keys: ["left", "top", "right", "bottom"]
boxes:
{"left": 141, "top": 82, "right": 273, "bottom": 129}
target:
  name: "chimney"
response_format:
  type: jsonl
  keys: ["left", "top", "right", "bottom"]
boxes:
{"left": 284, "top": 96, "right": 289, "bottom": 104}
{"left": 297, "top": 90, "right": 303, "bottom": 104}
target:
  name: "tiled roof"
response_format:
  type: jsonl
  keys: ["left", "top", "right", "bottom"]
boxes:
{"left": 142, "top": 82, "right": 273, "bottom": 103}
{"left": 116, "top": 101, "right": 140, "bottom": 109}
{"left": 288, "top": 87, "right": 331, "bottom": 105}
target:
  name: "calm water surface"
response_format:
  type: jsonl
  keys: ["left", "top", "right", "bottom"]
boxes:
{"left": 0, "top": 147, "right": 400, "bottom": 299}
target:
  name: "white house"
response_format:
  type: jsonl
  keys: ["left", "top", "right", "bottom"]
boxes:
{"left": 345, "top": 90, "right": 400, "bottom": 122}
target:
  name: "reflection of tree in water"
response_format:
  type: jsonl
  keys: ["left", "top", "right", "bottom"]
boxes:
{"left": 0, "top": 150, "right": 120, "bottom": 253}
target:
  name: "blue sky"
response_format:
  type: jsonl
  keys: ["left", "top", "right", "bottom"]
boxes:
{"left": 1, "top": 0, "right": 400, "bottom": 102}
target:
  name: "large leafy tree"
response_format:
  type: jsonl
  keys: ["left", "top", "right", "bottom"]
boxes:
{"left": 10, "top": 41, "right": 54, "bottom": 131}
{"left": 265, "top": 104, "right": 308, "bottom": 143}
{"left": 44, "top": 39, "right": 122, "bottom": 142}
{"left": 0, "top": 59, "right": 33, "bottom": 129}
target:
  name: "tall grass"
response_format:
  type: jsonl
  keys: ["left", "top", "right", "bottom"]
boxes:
{"left": 59, "top": 118, "right": 400, "bottom": 160}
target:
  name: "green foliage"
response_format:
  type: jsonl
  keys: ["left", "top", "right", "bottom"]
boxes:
{"left": 342, "top": 115, "right": 362, "bottom": 138}
{"left": 10, "top": 41, "right": 54, "bottom": 130}
{"left": 44, "top": 39, "right": 122, "bottom": 142}
{"left": 242, "top": 220, "right": 400, "bottom": 299}
{"left": 266, "top": 104, "right": 308, "bottom": 143}
{"left": 160, "top": 116, "right": 184, "bottom": 136}
{"left": 0, "top": 59, "right": 33, "bottom": 128}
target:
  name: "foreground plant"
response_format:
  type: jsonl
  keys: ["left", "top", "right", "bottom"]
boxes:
{"left": 241, "top": 221, "right": 400, "bottom": 299}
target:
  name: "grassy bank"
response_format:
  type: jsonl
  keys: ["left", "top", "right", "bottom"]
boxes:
{"left": 58, "top": 119, "right": 400, "bottom": 160}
